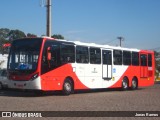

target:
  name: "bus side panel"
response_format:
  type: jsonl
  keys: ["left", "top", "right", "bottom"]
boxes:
{"left": 40, "top": 51, "right": 155, "bottom": 90}
{"left": 109, "top": 65, "right": 154, "bottom": 88}
{"left": 40, "top": 64, "right": 88, "bottom": 91}
{"left": 109, "top": 66, "right": 139, "bottom": 88}
{"left": 138, "top": 50, "right": 155, "bottom": 87}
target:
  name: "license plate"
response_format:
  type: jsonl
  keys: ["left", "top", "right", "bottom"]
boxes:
{"left": 17, "top": 84, "right": 24, "bottom": 88}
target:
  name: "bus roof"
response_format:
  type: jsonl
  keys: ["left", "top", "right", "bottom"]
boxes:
{"left": 53, "top": 38, "right": 140, "bottom": 52}
{"left": 15, "top": 37, "right": 153, "bottom": 53}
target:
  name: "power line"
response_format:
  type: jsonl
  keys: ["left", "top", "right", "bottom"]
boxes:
{"left": 103, "top": 39, "right": 117, "bottom": 44}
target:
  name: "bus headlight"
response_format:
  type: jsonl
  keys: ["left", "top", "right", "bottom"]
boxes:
{"left": 30, "top": 73, "right": 39, "bottom": 81}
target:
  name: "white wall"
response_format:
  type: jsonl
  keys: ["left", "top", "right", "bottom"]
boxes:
{"left": 0, "top": 54, "right": 8, "bottom": 69}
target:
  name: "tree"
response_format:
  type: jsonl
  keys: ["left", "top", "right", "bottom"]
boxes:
{"left": 27, "top": 33, "right": 37, "bottom": 38}
{"left": 0, "top": 28, "right": 10, "bottom": 40}
{"left": 8, "top": 29, "right": 26, "bottom": 41}
{"left": 51, "top": 34, "right": 64, "bottom": 39}
{"left": 0, "top": 28, "right": 40, "bottom": 53}
{"left": 0, "top": 28, "right": 11, "bottom": 54}
{"left": 155, "top": 51, "right": 159, "bottom": 58}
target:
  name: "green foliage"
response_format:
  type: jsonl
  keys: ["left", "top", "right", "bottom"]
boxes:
{"left": 51, "top": 34, "right": 64, "bottom": 39}
{"left": 155, "top": 51, "right": 160, "bottom": 79}
{"left": 0, "top": 28, "right": 10, "bottom": 54}
{"left": 157, "top": 59, "right": 160, "bottom": 71}
{"left": 0, "top": 28, "right": 65, "bottom": 53}
{"left": 27, "top": 33, "right": 37, "bottom": 37}
{"left": 8, "top": 29, "right": 26, "bottom": 41}
{"left": 154, "top": 51, "right": 159, "bottom": 57}
{"left": 0, "top": 28, "right": 10, "bottom": 39}
{"left": 0, "top": 28, "right": 38, "bottom": 53}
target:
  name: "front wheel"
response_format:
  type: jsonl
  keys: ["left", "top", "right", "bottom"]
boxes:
{"left": 62, "top": 79, "right": 73, "bottom": 95}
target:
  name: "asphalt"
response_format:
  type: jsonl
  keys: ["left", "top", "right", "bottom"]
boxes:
{"left": 0, "top": 83, "right": 160, "bottom": 120}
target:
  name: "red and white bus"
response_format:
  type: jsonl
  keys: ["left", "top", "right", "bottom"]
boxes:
{"left": 7, "top": 37, "right": 155, "bottom": 95}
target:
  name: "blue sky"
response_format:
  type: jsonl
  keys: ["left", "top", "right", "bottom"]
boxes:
{"left": 0, "top": 0, "right": 160, "bottom": 50}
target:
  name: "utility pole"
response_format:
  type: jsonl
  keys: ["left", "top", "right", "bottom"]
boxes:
{"left": 46, "top": 0, "right": 51, "bottom": 37}
{"left": 117, "top": 37, "right": 124, "bottom": 47}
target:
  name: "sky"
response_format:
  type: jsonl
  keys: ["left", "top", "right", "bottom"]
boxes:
{"left": 0, "top": 0, "right": 160, "bottom": 50}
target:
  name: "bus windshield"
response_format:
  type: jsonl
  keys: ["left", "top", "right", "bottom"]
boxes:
{"left": 8, "top": 38, "right": 42, "bottom": 73}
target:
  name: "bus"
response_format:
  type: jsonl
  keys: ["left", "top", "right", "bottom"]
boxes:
{"left": 7, "top": 37, "right": 155, "bottom": 95}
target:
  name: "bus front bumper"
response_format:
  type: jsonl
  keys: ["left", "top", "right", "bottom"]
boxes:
{"left": 8, "top": 77, "right": 41, "bottom": 90}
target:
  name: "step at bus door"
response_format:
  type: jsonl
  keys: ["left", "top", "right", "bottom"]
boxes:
{"left": 140, "top": 53, "right": 148, "bottom": 78}
{"left": 102, "top": 50, "right": 112, "bottom": 80}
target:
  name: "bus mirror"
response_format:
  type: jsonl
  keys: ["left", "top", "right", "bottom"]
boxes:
{"left": 47, "top": 47, "right": 51, "bottom": 61}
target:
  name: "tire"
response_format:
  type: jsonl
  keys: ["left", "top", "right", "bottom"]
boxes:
{"left": 131, "top": 78, "right": 138, "bottom": 90}
{"left": 0, "top": 83, "right": 3, "bottom": 90}
{"left": 62, "top": 79, "right": 73, "bottom": 95}
{"left": 122, "top": 77, "right": 129, "bottom": 91}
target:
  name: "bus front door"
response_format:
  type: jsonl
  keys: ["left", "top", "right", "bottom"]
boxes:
{"left": 102, "top": 50, "right": 112, "bottom": 80}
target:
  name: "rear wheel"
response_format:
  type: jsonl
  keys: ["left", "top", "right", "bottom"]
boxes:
{"left": 131, "top": 78, "right": 138, "bottom": 90}
{"left": 62, "top": 79, "right": 73, "bottom": 95}
{"left": 122, "top": 77, "right": 129, "bottom": 91}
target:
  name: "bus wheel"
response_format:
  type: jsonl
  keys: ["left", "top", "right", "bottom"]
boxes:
{"left": 131, "top": 78, "right": 138, "bottom": 90}
{"left": 62, "top": 79, "right": 73, "bottom": 95}
{"left": 122, "top": 77, "right": 129, "bottom": 91}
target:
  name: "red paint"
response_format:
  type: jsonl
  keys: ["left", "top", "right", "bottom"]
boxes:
{"left": 110, "top": 50, "right": 155, "bottom": 88}
{"left": 41, "top": 64, "right": 88, "bottom": 91}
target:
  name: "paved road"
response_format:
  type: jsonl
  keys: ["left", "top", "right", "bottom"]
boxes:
{"left": 0, "top": 82, "right": 160, "bottom": 120}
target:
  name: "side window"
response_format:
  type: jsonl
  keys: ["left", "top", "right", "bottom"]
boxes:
{"left": 90, "top": 48, "right": 101, "bottom": 64}
{"left": 132, "top": 52, "right": 139, "bottom": 66}
{"left": 123, "top": 51, "right": 131, "bottom": 65}
{"left": 140, "top": 54, "right": 147, "bottom": 66}
{"left": 113, "top": 50, "right": 122, "bottom": 65}
{"left": 148, "top": 54, "right": 152, "bottom": 67}
{"left": 76, "top": 46, "right": 89, "bottom": 63}
{"left": 50, "top": 44, "right": 61, "bottom": 68}
{"left": 41, "top": 41, "right": 61, "bottom": 74}
{"left": 61, "top": 44, "right": 75, "bottom": 63}
{"left": 41, "top": 41, "right": 75, "bottom": 75}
